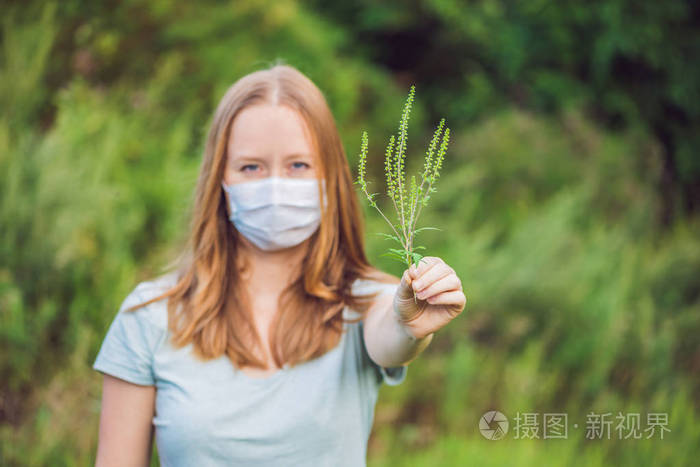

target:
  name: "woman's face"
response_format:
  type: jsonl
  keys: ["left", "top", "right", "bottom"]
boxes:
{"left": 223, "top": 104, "right": 319, "bottom": 185}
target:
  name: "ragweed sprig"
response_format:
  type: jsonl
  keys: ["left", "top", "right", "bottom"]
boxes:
{"left": 355, "top": 85, "right": 451, "bottom": 301}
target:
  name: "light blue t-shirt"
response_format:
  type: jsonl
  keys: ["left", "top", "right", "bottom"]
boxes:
{"left": 92, "top": 272, "right": 407, "bottom": 466}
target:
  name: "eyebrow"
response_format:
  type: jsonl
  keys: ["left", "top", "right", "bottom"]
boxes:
{"left": 230, "top": 152, "right": 312, "bottom": 160}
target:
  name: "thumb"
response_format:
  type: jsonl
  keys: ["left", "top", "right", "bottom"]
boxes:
{"left": 397, "top": 269, "right": 415, "bottom": 300}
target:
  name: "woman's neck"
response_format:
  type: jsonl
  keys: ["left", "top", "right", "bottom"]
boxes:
{"left": 236, "top": 235, "right": 308, "bottom": 296}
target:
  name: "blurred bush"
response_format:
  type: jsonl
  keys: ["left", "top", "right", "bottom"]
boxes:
{"left": 309, "top": 0, "right": 700, "bottom": 222}
{"left": 0, "top": 0, "right": 698, "bottom": 466}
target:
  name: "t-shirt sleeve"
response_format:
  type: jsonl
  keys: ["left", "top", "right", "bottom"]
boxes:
{"left": 92, "top": 284, "right": 164, "bottom": 386}
{"left": 351, "top": 278, "right": 408, "bottom": 387}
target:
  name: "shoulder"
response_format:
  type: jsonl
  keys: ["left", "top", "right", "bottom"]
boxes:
{"left": 93, "top": 272, "right": 178, "bottom": 386}
{"left": 350, "top": 272, "right": 400, "bottom": 296}
{"left": 345, "top": 274, "right": 401, "bottom": 320}
{"left": 120, "top": 270, "right": 179, "bottom": 331}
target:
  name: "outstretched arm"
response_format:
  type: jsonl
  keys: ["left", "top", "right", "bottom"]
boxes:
{"left": 364, "top": 290, "right": 434, "bottom": 368}
{"left": 364, "top": 257, "right": 466, "bottom": 368}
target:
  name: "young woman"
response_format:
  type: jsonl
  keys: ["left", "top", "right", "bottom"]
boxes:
{"left": 93, "top": 64, "right": 466, "bottom": 466}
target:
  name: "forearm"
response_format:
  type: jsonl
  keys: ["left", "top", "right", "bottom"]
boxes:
{"left": 364, "top": 296, "right": 434, "bottom": 368}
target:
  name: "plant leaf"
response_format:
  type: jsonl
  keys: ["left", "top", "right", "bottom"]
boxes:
{"left": 414, "top": 227, "right": 442, "bottom": 234}
{"left": 375, "top": 233, "right": 402, "bottom": 244}
{"left": 388, "top": 247, "right": 408, "bottom": 256}
{"left": 380, "top": 252, "right": 409, "bottom": 265}
{"left": 380, "top": 252, "right": 404, "bottom": 260}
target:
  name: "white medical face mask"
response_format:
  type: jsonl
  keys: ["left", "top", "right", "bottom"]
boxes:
{"left": 221, "top": 176, "right": 327, "bottom": 251}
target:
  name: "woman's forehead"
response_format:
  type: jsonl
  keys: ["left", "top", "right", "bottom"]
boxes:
{"left": 228, "top": 104, "right": 315, "bottom": 160}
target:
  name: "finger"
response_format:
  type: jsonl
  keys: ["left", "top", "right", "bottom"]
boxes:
{"left": 425, "top": 290, "right": 467, "bottom": 309}
{"left": 409, "top": 256, "right": 441, "bottom": 280}
{"left": 415, "top": 273, "right": 461, "bottom": 301}
{"left": 411, "top": 263, "right": 453, "bottom": 294}
{"left": 418, "top": 256, "right": 442, "bottom": 275}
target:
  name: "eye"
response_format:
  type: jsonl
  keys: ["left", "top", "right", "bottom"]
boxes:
{"left": 241, "top": 164, "right": 259, "bottom": 172}
{"left": 291, "top": 161, "right": 310, "bottom": 170}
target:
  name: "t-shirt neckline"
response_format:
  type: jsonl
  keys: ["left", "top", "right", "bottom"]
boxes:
{"left": 235, "top": 362, "right": 291, "bottom": 384}
{"left": 233, "top": 326, "right": 350, "bottom": 385}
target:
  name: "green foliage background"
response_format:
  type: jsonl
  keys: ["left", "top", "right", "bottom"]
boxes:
{"left": 1, "top": 1, "right": 698, "bottom": 465}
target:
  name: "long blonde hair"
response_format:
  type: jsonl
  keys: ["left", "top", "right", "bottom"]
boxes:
{"left": 125, "top": 63, "right": 398, "bottom": 370}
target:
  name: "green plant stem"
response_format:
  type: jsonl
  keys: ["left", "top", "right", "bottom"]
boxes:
{"left": 359, "top": 186, "right": 405, "bottom": 248}
{"left": 361, "top": 185, "right": 418, "bottom": 306}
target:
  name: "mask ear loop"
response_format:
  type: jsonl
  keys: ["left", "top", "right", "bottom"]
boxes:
{"left": 319, "top": 178, "right": 328, "bottom": 215}
{"left": 321, "top": 178, "right": 327, "bottom": 209}
{"left": 221, "top": 181, "right": 238, "bottom": 218}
